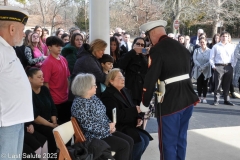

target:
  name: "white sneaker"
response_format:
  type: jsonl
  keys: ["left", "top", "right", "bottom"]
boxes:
{"left": 202, "top": 99, "right": 207, "bottom": 104}
{"left": 199, "top": 98, "right": 202, "bottom": 103}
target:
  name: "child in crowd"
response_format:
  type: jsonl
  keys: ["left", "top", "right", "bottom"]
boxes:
{"left": 98, "top": 54, "right": 114, "bottom": 92}
{"left": 41, "top": 36, "right": 71, "bottom": 124}
{"left": 99, "top": 54, "right": 114, "bottom": 74}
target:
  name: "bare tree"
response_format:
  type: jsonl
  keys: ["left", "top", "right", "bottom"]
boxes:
{"left": 27, "top": 0, "right": 77, "bottom": 34}
{"left": 196, "top": 0, "right": 240, "bottom": 36}
{"left": 109, "top": 0, "right": 166, "bottom": 34}
{"left": 4, "top": 0, "right": 8, "bottom": 5}
{"left": 38, "top": 0, "right": 45, "bottom": 27}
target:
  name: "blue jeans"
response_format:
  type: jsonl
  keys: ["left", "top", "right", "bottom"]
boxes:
{"left": 157, "top": 105, "right": 193, "bottom": 160}
{"left": 0, "top": 123, "right": 24, "bottom": 160}
{"left": 132, "top": 130, "right": 150, "bottom": 160}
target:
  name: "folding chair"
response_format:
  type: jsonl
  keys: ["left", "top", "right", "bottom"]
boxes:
{"left": 53, "top": 118, "right": 86, "bottom": 160}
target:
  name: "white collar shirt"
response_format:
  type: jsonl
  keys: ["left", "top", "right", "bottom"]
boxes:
{"left": 121, "top": 41, "right": 132, "bottom": 51}
{"left": 209, "top": 42, "right": 237, "bottom": 68}
{"left": 0, "top": 36, "right": 33, "bottom": 127}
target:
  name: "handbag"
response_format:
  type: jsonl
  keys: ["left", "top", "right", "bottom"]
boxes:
{"left": 67, "top": 142, "right": 93, "bottom": 160}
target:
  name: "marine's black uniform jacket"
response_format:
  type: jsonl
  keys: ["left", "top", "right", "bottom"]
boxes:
{"left": 142, "top": 35, "right": 199, "bottom": 116}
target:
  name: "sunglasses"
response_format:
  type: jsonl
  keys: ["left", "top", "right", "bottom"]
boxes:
{"left": 135, "top": 42, "right": 144, "bottom": 47}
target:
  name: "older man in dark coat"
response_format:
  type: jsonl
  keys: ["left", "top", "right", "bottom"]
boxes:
{"left": 139, "top": 20, "right": 199, "bottom": 160}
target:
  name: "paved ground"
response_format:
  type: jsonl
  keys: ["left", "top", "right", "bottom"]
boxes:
{"left": 142, "top": 92, "right": 240, "bottom": 160}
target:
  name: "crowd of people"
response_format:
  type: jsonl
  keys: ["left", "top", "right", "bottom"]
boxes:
{"left": 169, "top": 29, "right": 240, "bottom": 106}
{"left": 1, "top": 6, "right": 155, "bottom": 160}
{"left": 1, "top": 5, "right": 240, "bottom": 160}
{"left": 19, "top": 26, "right": 153, "bottom": 159}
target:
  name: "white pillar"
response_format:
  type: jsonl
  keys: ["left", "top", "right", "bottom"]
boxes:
{"left": 89, "top": 0, "right": 110, "bottom": 54}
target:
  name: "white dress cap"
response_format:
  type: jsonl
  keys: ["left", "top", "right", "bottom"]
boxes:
{"left": 140, "top": 20, "right": 167, "bottom": 32}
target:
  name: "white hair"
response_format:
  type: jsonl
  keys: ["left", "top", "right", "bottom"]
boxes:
{"left": 71, "top": 73, "right": 95, "bottom": 97}
{"left": 198, "top": 29, "right": 204, "bottom": 33}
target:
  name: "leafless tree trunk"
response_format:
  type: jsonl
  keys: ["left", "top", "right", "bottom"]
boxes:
{"left": 4, "top": 0, "right": 8, "bottom": 5}
{"left": 38, "top": 0, "right": 45, "bottom": 28}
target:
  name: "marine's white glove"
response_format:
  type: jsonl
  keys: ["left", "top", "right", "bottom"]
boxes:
{"left": 158, "top": 81, "right": 165, "bottom": 103}
{"left": 140, "top": 102, "right": 150, "bottom": 112}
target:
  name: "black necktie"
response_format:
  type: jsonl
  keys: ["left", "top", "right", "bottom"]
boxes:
{"left": 125, "top": 42, "right": 128, "bottom": 51}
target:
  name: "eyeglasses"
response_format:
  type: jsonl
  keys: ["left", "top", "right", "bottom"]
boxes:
{"left": 135, "top": 42, "right": 144, "bottom": 47}
{"left": 92, "top": 84, "right": 97, "bottom": 88}
{"left": 32, "top": 35, "right": 39, "bottom": 38}
{"left": 117, "top": 76, "right": 125, "bottom": 80}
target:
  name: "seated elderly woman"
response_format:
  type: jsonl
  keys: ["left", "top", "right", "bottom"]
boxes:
{"left": 101, "top": 68, "right": 153, "bottom": 160}
{"left": 71, "top": 73, "right": 133, "bottom": 160}
{"left": 26, "top": 67, "right": 59, "bottom": 154}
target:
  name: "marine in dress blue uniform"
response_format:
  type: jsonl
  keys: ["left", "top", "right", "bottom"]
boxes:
{"left": 139, "top": 20, "right": 199, "bottom": 160}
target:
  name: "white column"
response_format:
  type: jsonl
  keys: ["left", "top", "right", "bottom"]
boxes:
{"left": 89, "top": 0, "right": 110, "bottom": 54}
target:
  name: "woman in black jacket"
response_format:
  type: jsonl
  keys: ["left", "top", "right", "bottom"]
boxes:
{"left": 101, "top": 68, "right": 153, "bottom": 160}
{"left": 119, "top": 37, "right": 148, "bottom": 106}
{"left": 72, "top": 39, "right": 107, "bottom": 97}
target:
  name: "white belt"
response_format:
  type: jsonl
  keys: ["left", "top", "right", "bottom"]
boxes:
{"left": 164, "top": 74, "right": 189, "bottom": 85}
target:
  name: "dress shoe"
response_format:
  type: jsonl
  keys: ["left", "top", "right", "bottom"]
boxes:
{"left": 213, "top": 101, "right": 219, "bottom": 106}
{"left": 224, "top": 101, "right": 235, "bottom": 106}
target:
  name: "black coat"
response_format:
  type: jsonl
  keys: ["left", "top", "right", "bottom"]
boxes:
{"left": 119, "top": 49, "right": 148, "bottom": 105}
{"left": 186, "top": 43, "right": 195, "bottom": 74}
{"left": 190, "top": 36, "right": 197, "bottom": 45}
{"left": 13, "top": 45, "right": 29, "bottom": 69}
{"left": 72, "top": 44, "right": 106, "bottom": 97}
{"left": 101, "top": 86, "right": 153, "bottom": 143}
{"left": 142, "top": 35, "right": 199, "bottom": 116}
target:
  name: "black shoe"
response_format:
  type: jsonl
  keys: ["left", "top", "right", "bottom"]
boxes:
{"left": 224, "top": 101, "right": 235, "bottom": 106}
{"left": 213, "top": 101, "right": 219, "bottom": 106}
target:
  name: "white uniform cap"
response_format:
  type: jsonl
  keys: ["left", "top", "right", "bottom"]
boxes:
{"left": 139, "top": 20, "right": 167, "bottom": 32}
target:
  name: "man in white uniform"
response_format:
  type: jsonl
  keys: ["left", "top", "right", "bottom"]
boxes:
{"left": 0, "top": 6, "right": 33, "bottom": 160}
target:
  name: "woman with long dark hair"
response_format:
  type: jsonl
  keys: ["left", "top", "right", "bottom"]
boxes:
{"left": 110, "top": 36, "right": 121, "bottom": 68}
{"left": 34, "top": 25, "right": 48, "bottom": 56}
{"left": 209, "top": 33, "right": 220, "bottom": 49}
{"left": 24, "top": 32, "right": 46, "bottom": 67}
{"left": 61, "top": 33, "right": 84, "bottom": 74}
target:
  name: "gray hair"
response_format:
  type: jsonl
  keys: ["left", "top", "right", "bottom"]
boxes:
{"left": 71, "top": 73, "right": 95, "bottom": 97}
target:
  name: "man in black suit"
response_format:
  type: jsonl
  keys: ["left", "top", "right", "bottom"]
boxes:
{"left": 190, "top": 28, "right": 204, "bottom": 45}
{"left": 139, "top": 20, "right": 199, "bottom": 160}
